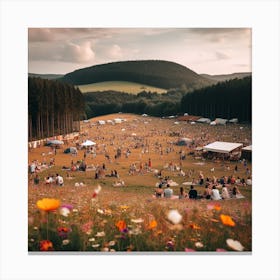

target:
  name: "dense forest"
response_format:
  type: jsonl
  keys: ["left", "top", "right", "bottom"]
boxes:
{"left": 28, "top": 77, "right": 85, "bottom": 141}
{"left": 181, "top": 77, "right": 252, "bottom": 121}
{"left": 84, "top": 90, "right": 183, "bottom": 118}
{"left": 84, "top": 77, "right": 251, "bottom": 122}
{"left": 60, "top": 60, "right": 214, "bottom": 91}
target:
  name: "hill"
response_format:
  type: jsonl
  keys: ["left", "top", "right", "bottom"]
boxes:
{"left": 60, "top": 60, "right": 214, "bottom": 91}
{"left": 200, "top": 72, "right": 251, "bottom": 82}
{"left": 28, "top": 73, "right": 64, "bottom": 80}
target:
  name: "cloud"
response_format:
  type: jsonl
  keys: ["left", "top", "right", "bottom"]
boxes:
{"left": 28, "top": 29, "right": 54, "bottom": 42}
{"left": 62, "top": 41, "right": 95, "bottom": 63}
{"left": 29, "top": 40, "right": 95, "bottom": 63}
{"left": 215, "top": 51, "right": 230, "bottom": 60}
{"left": 107, "top": 44, "right": 123, "bottom": 59}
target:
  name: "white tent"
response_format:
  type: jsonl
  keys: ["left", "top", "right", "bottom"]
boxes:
{"left": 98, "top": 120, "right": 106, "bottom": 125}
{"left": 81, "top": 140, "right": 96, "bottom": 147}
{"left": 203, "top": 141, "right": 243, "bottom": 153}
{"left": 47, "top": 139, "right": 64, "bottom": 145}
{"left": 229, "top": 118, "right": 238, "bottom": 123}
{"left": 214, "top": 118, "right": 228, "bottom": 125}
{"left": 114, "top": 118, "right": 122, "bottom": 124}
{"left": 242, "top": 145, "right": 252, "bottom": 160}
{"left": 242, "top": 145, "right": 252, "bottom": 151}
{"left": 197, "top": 118, "right": 211, "bottom": 124}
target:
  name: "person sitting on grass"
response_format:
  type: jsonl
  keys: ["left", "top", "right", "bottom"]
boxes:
{"left": 221, "top": 184, "right": 230, "bottom": 199}
{"left": 231, "top": 186, "right": 245, "bottom": 199}
{"left": 164, "top": 184, "right": 173, "bottom": 198}
{"left": 178, "top": 186, "right": 188, "bottom": 199}
{"left": 155, "top": 184, "right": 164, "bottom": 198}
{"left": 211, "top": 185, "right": 222, "bottom": 200}
{"left": 203, "top": 185, "right": 211, "bottom": 199}
{"left": 188, "top": 185, "right": 198, "bottom": 199}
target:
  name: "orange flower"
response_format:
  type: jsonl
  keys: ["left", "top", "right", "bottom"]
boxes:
{"left": 37, "top": 198, "right": 60, "bottom": 212}
{"left": 220, "top": 214, "right": 236, "bottom": 227}
{"left": 148, "top": 220, "right": 157, "bottom": 229}
{"left": 115, "top": 220, "right": 127, "bottom": 231}
{"left": 189, "top": 223, "right": 201, "bottom": 230}
{"left": 214, "top": 204, "right": 221, "bottom": 211}
{"left": 39, "top": 240, "right": 53, "bottom": 251}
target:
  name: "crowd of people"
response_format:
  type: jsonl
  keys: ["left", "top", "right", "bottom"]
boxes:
{"left": 29, "top": 116, "right": 251, "bottom": 204}
{"left": 154, "top": 182, "right": 244, "bottom": 200}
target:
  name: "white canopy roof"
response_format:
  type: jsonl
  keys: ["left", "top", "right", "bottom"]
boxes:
{"left": 242, "top": 145, "right": 252, "bottom": 151}
{"left": 214, "top": 118, "right": 228, "bottom": 125}
{"left": 197, "top": 118, "right": 211, "bottom": 123}
{"left": 203, "top": 141, "right": 243, "bottom": 153}
{"left": 81, "top": 140, "right": 96, "bottom": 146}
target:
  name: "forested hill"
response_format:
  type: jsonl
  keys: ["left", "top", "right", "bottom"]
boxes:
{"left": 181, "top": 77, "right": 252, "bottom": 122}
{"left": 60, "top": 60, "right": 214, "bottom": 91}
{"left": 28, "top": 73, "right": 64, "bottom": 80}
{"left": 200, "top": 72, "right": 251, "bottom": 82}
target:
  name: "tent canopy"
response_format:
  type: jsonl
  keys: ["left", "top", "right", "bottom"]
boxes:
{"left": 81, "top": 140, "right": 96, "bottom": 146}
{"left": 242, "top": 145, "right": 252, "bottom": 151}
{"left": 47, "top": 139, "right": 64, "bottom": 145}
{"left": 214, "top": 118, "right": 228, "bottom": 125}
{"left": 176, "top": 137, "right": 192, "bottom": 146}
{"left": 64, "top": 147, "right": 77, "bottom": 154}
{"left": 197, "top": 118, "right": 211, "bottom": 124}
{"left": 229, "top": 118, "right": 238, "bottom": 123}
{"left": 203, "top": 141, "right": 243, "bottom": 153}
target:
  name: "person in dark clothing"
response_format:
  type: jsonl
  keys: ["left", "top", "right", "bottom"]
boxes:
{"left": 188, "top": 185, "right": 198, "bottom": 199}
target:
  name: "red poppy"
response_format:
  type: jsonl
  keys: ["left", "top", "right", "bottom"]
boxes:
{"left": 115, "top": 220, "right": 127, "bottom": 232}
{"left": 40, "top": 240, "right": 53, "bottom": 251}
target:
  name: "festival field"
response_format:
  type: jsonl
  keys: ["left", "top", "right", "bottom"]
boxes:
{"left": 28, "top": 113, "right": 252, "bottom": 252}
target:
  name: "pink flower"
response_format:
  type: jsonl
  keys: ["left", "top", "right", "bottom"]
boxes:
{"left": 185, "top": 248, "right": 196, "bottom": 252}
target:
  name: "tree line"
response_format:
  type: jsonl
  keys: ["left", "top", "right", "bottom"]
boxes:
{"left": 181, "top": 77, "right": 252, "bottom": 122}
{"left": 28, "top": 77, "right": 85, "bottom": 141}
{"left": 84, "top": 90, "right": 183, "bottom": 118}
{"left": 84, "top": 77, "right": 251, "bottom": 122}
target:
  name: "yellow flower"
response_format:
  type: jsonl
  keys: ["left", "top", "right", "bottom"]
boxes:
{"left": 120, "top": 205, "right": 129, "bottom": 211}
{"left": 37, "top": 198, "right": 60, "bottom": 212}
{"left": 220, "top": 214, "right": 236, "bottom": 227}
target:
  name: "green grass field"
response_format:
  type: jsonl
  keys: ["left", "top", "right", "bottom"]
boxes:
{"left": 77, "top": 81, "right": 167, "bottom": 94}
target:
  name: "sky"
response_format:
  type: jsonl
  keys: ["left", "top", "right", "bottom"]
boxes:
{"left": 28, "top": 28, "right": 251, "bottom": 75}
